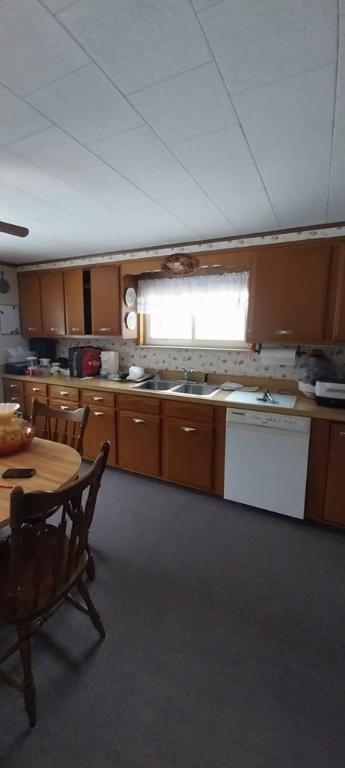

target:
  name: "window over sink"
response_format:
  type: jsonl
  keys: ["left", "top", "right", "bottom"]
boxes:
{"left": 138, "top": 271, "right": 249, "bottom": 348}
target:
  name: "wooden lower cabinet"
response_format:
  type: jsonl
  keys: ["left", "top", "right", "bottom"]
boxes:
{"left": 306, "top": 419, "right": 345, "bottom": 526}
{"left": 162, "top": 418, "right": 214, "bottom": 491}
{"left": 82, "top": 405, "right": 116, "bottom": 467}
{"left": 118, "top": 411, "right": 160, "bottom": 476}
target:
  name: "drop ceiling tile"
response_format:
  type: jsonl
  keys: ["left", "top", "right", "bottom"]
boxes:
{"left": 191, "top": 0, "right": 217, "bottom": 11}
{"left": 40, "top": 0, "right": 78, "bottom": 12}
{"left": 130, "top": 63, "right": 238, "bottom": 143}
{"left": 0, "top": 85, "right": 51, "bottom": 145}
{"left": 173, "top": 125, "right": 277, "bottom": 231}
{"left": 199, "top": 0, "right": 338, "bottom": 94}
{"left": 27, "top": 64, "right": 144, "bottom": 145}
{"left": 59, "top": 0, "right": 211, "bottom": 94}
{"left": 66, "top": 164, "right": 198, "bottom": 240}
{"left": 88, "top": 126, "right": 173, "bottom": 183}
{"left": 9, "top": 127, "right": 101, "bottom": 178}
{"left": 332, "top": 20, "right": 345, "bottom": 145}
{"left": 328, "top": 21, "right": 345, "bottom": 220}
{"left": 0, "top": 0, "right": 89, "bottom": 96}
{"left": 233, "top": 64, "right": 336, "bottom": 146}
{"left": 251, "top": 129, "right": 331, "bottom": 227}
{"left": 132, "top": 161, "right": 235, "bottom": 236}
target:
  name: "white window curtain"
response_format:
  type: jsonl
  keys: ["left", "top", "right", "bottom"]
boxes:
{"left": 138, "top": 271, "right": 249, "bottom": 317}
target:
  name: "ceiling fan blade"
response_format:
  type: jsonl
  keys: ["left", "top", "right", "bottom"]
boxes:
{"left": 0, "top": 220, "right": 29, "bottom": 238}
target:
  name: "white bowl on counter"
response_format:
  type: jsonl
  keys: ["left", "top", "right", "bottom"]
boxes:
{"left": 298, "top": 381, "right": 316, "bottom": 399}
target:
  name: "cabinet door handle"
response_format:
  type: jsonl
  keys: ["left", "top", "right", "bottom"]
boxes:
{"left": 93, "top": 396, "right": 103, "bottom": 401}
{"left": 132, "top": 418, "right": 144, "bottom": 424}
{"left": 339, "top": 432, "right": 345, "bottom": 436}
{"left": 71, "top": 327, "right": 80, "bottom": 332}
{"left": 10, "top": 396, "right": 19, "bottom": 402}
{"left": 180, "top": 426, "right": 197, "bottom": 432}
{"left": 28, "top": 326, "right": 36, "bottom": 331}
{"left": 32, "top": 387, "right": 41, "bottom": 392}
{"left": 49, "top": 327, "right": 56, "bottom": 331}
{"left": 59, "top": 391, "right": 69, "bottom": 396}
{"left": 59, "top": 405, "right": 69, "bottom": 411}
{"left": 94, "top": 411, "right": 104, "bottom": 417}
{"left": 274, "top": 329, "right": 294, "bottom": 335}
{"left": 9, "top": 384, "right": 16, "bottom": 389}
{"left": 98, "top": 327, "right": 111, "bottom": 332}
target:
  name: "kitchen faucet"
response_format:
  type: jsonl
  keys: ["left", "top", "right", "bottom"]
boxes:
{"left": 259, "top": 389, "right": 275, "bottom": 403}
{"left": 182, "top": 367, "right": 194, "bottom": 382}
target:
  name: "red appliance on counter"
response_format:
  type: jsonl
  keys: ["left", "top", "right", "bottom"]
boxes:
{"left": 68, "top": 347, "right": 101, "bottom": 378}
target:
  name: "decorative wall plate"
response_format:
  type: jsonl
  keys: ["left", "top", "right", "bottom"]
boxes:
{"left": 125, "top": 286, "right": 136, "bottom": 307}
{"left": 125, "top": 311, "right": 137, "bottom": 330}
{"left": 162, "top": 253, "right": 199, "bottom": 276}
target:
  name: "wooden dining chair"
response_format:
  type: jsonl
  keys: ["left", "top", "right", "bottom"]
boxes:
{"left": 31, "top": 398, "right": 90, "bottom": 456}
{"left": 0, "top": 441, "right": 110, "bottom": 728}
{"left": 31, "top": 398, "right": 98, "bottom": 579}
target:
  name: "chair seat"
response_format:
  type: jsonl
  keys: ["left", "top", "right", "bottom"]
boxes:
{"left": 0, "top": 528, "right": 87, "bottom": 622}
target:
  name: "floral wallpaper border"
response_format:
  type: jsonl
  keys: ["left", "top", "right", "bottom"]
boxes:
{"left": 57, "top": 338, "right": 345, "bottom": 382}
{"left": 17, "top": 224, "right": 345, "bottom": 272}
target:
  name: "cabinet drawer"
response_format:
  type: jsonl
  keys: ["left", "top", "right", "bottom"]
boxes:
{"left": 162, "top": 400, "right": 213, "bottom": 424}
{"left": 80, "top": 389, "right": 115, "bottom": 408}
{"left": 83, "top": 406, "right": 116, "bottom": 467}
{"left": 3, "top": 380, "right": 24, "bottom": 399}
{"left": 49, "top": 385, "right": 79, "bottom": 402}
{"left": 49, "top": 399, "right": 80, "bottom": 412}
{"left": 118, "top": 394, "right": 160, "bottom": 414}
{"left": 25, "top": 381, "right": 48, "bottom": 398}
{"left": 25, "top": 394, "right": 47, "bottom": 420}
{"left": 118, "top": 411, "right": 160, "bottom": 476}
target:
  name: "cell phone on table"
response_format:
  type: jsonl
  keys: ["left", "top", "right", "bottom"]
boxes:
{"left": 2, "top": 468, "right": 37, "bottom": 479}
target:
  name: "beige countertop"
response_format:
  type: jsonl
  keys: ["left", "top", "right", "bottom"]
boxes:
{"left": 2, "top": 372, "right": 345, "bottom": 422}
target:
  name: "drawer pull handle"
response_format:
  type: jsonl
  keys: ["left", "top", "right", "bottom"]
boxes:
{"left": 49, "top": 327, "right": 56, "bottom": 331}
{"left": 32, "top": 387, "right": 41, "bottom": 392}
{"left": 339, "top": 432, "right": 345, "bottom": 436}
{"left": 98, "top": 327, "right": 111, "bottom": 332}
{"left": 93, "top": 396, "right": 104, "bottom": 401}
{"left": 59, "top": 391, "right": 69, "bottom": 396}
{"left": 11, "top": 396, "right": 19, "bottom": 402}
{"left": 274, "top": 329, "right": 294, "bottom": 335}
{"left": 59, "top": 405, "right": 69, "bottom": 411}
{"left": 71, "top": 327, "right": 80, "bottom": 332}
{"left": 94, "top": 411, "right": 104, "bottom": 417}
{"left": 28, "top": 326, "right": 36, "bottom": 331}
{"left": 181, "top": 426, "right": 197, "bottom": 433}
{"left": 132, "top": 418, "right": 145, "bottom": 424}
{"left": 9, "top": 384, "right": 16, "bottom": 389}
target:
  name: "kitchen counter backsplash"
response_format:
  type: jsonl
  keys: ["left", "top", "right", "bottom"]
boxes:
{"left": 56, "top": 339, "right": 345, "bottom": 381}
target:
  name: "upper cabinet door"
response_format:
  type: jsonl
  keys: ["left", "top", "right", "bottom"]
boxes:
{"left": 324, "top": 242, "right": 345, "bottom": 342}
{"left": 91, "top": 266, "right": 120, "bottom": 336}
{"left": 18, "top": 272, "right": 42, "bottom": 337}
{"left": 246, "top": 243, "right": 331, "bottom": 343}
{"left": 40, "top": 271, "right": 66, "bottom": 336}
{"left": 64, "top": 269, "right": 84, "bottom": 336}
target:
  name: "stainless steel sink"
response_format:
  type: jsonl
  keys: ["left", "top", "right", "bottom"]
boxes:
{"left": 132, "top": 379, "right": 178, "bottom": 391}
{"left": 173, "top": 382, "right": 220, "bottom": 397}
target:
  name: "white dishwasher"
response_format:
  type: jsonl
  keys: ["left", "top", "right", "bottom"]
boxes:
{"left": 224, "top": 409, "right": 311, "bottom": 519}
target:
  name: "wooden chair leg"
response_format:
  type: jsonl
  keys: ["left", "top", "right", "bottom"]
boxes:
{"left": 77, "top": 579, "right": 105, "bottom": 639}
{"left": 86, "top": 541, "right": 96, "bottom": 581}
{"left": 17, "top": 625, "right": 37, "bottom": 728}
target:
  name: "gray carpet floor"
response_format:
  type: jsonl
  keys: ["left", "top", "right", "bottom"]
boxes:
{"left": 1, "top": 466, "right": 345, "bottom": 768}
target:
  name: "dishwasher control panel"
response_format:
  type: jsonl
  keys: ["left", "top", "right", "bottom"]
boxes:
{"left": 226, "top": 408, "right": 311, "bottom": 432}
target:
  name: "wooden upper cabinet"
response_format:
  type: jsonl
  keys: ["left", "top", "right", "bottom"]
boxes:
{"left": 18, "top": 272, "right": 42, "bottom": 336}
{"left": 40, "top": 271, "right": 66, "bottom": 336}
{"left": 91, "top": 266, "right": 120, "bottom": 336}
{"left": 324, "top": 242, "right": 345, "bottom": 342}
{"left": 246, "top": 243, "right": 331, "bottom": 343}
{"left": 64, "top": 269, "right": 84, "bottom": 335}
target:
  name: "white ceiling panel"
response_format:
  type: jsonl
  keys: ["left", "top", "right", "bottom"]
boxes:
{"left": 91, "top": 126, "right": 175, "bottom": 185}
{"left": 233, "top": 65, "right": 336, "bottom": 147}
{"left": 58, "top": 0, "right": 211, "bottom": 94}
{"left": 0, "top": 85, "right": 51, "bottom": 146}
{"left": 130, "top": 63, "right": 238, "bottom": 143}
{"left": 328, "top": 19, "right": 345, "bottom": 220}
{"left": 27, "top": 64, "right": 143, "bottom": 145}
{"left": 251, "top": 130, "right": 331, "bottom": 226}
{"left": 173, "top": 125, "right": 277, "bottom": 231}
{"left": 191, "top": 0, "right": 218, "bottom": 11}
{"left": 199, "top": 0, "right": 338, "bottom": 94}
{"left": 40, "top": 0, "right": 79, "bottom": 12}
{"left": 9, "top": 127, "right": 101, "bottom": 178}
{"left": 0, "top": 0, "right": 89, "bottom": 97}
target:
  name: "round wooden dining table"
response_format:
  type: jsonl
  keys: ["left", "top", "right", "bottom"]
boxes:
{"left": 0, "top": 437, "right": 81, "bottom": 528}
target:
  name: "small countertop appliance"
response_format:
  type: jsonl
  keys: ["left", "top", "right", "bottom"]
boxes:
{"left": 315, "top": 381, "right": 345, "bottom": 408}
